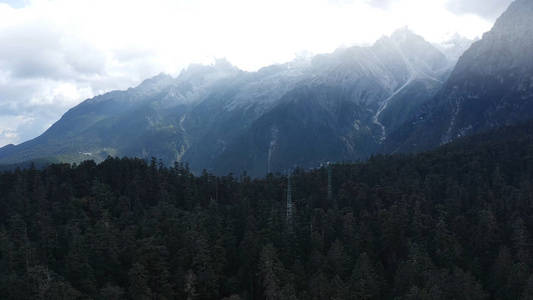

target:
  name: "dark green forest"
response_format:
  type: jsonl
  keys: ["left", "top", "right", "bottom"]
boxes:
{"left": 3, "top": 122, "right": 533, "bottom": 299}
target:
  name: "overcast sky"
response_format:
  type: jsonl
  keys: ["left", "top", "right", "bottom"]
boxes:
{"left": 0, "top": 0, "right": 514, "bottom": 147}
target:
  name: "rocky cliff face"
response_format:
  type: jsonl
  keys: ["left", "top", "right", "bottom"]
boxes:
{"left": 0, "top": 29, "right": 453, "bottom": 176}
{"left": 384, "top": 0, "right": 533, "bottom": 154}
{"left": 205, "top": 29, "right": 450, "bottom": 175}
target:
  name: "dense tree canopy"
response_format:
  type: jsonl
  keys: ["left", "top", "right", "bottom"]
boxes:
{"left": 2, "top": 122, "right": 533, "bottom": 299}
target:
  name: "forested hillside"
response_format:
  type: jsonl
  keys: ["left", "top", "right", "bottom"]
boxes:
{"left": 2, "top": 121, "right": 533, "bottom": 299}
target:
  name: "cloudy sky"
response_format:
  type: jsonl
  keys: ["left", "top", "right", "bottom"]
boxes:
{"left": 0, "top": 0, "right": 514, "bottom": 147}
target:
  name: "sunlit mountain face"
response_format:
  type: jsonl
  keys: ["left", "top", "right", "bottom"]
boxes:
{"left": 383, "top": 0, "right": 533, "bottom": 154}
{"left": 0, "top": 28, "right": 464, "bottom": 176}
{"left": 0, "top": 0, "right": 507, "bottom": 149}
{"left": 0, "top": 0, "right": 529, "bottom": 178}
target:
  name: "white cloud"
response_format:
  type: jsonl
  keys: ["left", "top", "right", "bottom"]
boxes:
{"left": 0, "top": 114, "right": 33, "bottom": 145}
{"left": 446, "top": 0, "right": 514, "bottom": 21}
{"left": 29, "top": 82, "right": 93, "bottom": 107}
{"left": 0, "top": 1, "right": 27, "bottom": 9}
{"left": 0, "top": 0, "right": 513, "bottom": 147}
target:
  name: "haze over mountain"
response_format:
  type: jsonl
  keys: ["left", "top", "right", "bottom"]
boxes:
{"left": 383, "top": 0, "right": 533, "bottom": 154}
{"left": 0, "top": 0, "right": 503, "bottom": 148}
{"left": 1, "top": 0, "right": 532, "bottom": 177}
{"left": 0, "top": 27, "right": 460, "bottom": 176}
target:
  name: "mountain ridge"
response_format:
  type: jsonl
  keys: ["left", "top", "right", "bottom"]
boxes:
{"left": 0, "top": 27, "right": 486, "bottom": 176}
{"left": 382, "top": 0, "right": 533, "bottom": 155}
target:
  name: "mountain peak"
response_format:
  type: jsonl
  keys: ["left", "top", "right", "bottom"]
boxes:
{"left": 433, "top": 33, "right": 476, "bottom": 64}
{"left": 146, "top": 72, "right": 174, "bottom": 83}
{"left": 177, "top": 58, "right": 241, "bottom": 83}
{"left": 136, "top": 72, "right": 175, "bottom": 93}
{"left": 487, "top": 0, "right": 533, "bottom": 39}
{"left": 374, "top": 27, "right": 435, "bottom": 52}
{"left": 373, "top": 27, "right": 449, "bottom": 78}
{"left": 384, "top": 0, "right": 533, "bottom": 153}
{"left": 478, "top": 0, "right": 533, "bottom": 58}
{"left": 390, "top": 27, "right": 420, "bottom": 43}
{"left": 451, "top": 0, "right": 533, "bottom": 79}
{"left": 213, "top": 57, "right": 240, "bottom": 72}
{"left": 0, "top": 25, "right": 474, "bottom": 176}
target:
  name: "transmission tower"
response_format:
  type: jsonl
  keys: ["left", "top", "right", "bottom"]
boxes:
{"left": 286, "top": 171, "right": 293, "bottom": 229}
{"left": 328, "top": 162, "right": 332, "bottom": 202}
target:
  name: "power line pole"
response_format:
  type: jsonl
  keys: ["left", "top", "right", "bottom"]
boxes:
{"left": 286, "top": 171, "right": 293, "bottom": 230}
{"left": 328, "top": 162, "right": 332, "bottom": 203}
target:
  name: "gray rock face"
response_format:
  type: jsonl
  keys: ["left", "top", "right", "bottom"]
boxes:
{"left": 212, "top": 29, "right": 450, "bottom": 176}
{"left": 384, "top": 0, "right": 533, "bottom": 154}
{"left": 0, "top": 29, "right": 452, "bottom": 177}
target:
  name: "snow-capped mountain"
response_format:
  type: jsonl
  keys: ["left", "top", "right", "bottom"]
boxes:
{"left": 384, "top": 0, "right": 533, "bottom": 154}
{"left": 0, "top": 28, "right": 460, "bottom": 176}
{"left": 433, "top": 33, "right": 478, "bottom": 69}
